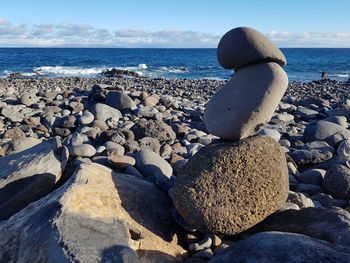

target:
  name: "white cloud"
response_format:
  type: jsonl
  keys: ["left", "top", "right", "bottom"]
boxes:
{"left": 0, "top": 23, "right": 28, "bottom": 36}
{"left": 0, "top": 18, "right": 349, "bottom": 47}
{"left": 56, "top": 22, "right": 94, "bottom": 37}
{"left": 267, "top": 30, "right": 350, "bottom": 47}
{"left": 0, "top": 19, "right": 220, "bottom": 47}
{"left": 0, "top": 17, "right": 8, "bottom": 25}
{"left": 32, "top": 24, "right": 54, "bottom": 36}
{"left": 112, "top": 29, "right": 219, "bottom": 47}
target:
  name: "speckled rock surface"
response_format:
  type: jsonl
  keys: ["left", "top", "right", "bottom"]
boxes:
{"left": 173, "top": 135, "right": 289, "bottom": 235}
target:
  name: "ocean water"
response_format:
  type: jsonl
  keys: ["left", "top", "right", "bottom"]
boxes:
{"left": 0, "top": 48, "right": 349, "bottom": 82}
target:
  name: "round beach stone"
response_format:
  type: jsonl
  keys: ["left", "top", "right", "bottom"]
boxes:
{"left": 135, "top": 149, "right": 174, "bottom": 190}
{"left": 69, "top": 144, "right": 96, "bottom": 158}
{"left": 323, "top": 116, "right": 348, "bottom": 128}
{"left": 204, "top": 62, "right": 288, "bottom": 140}
{"left": 106, "top": 91, "right": 136, "bottom": 110}
{"left": 104, "top": 141, "right": 125, "bottom": 155}
{"left": 258, "top": 128, "right": 281, "bottom": 142}
{"left": 109, "top": 155, "right": 136, "bottom": 169}
{"left": 20, "top": 92, "right": 38, "bottom": 106}
{"left": 79, "top": 110, "right": 94, "bottom": 125}
{"left": 90, "top": 103, "right": 122, "bottom": 122}
{"left": 296, "top": 169, "right": 326, "bottom": 186}
{"left": 290, "top": 149, "right": 333, "bottom": 166}
{"left": 337, "top": 139, "right": 350, "bottom": 163}
{"left": 173, "top": 136, "right": 289, "bottom": 235}
{"left": 135, "top": 149, "right": 173, "bottom": 177}
{"left": 323, "top": 164, "right": 350, "bottom": 199}
{"left": 1, "top": 105, "right": 25, "bottom": 122}
{"left": 4, "top": 127, "right": 26, "bottom": 140}
{"left": 131, "top": 119, "right": 176, "bottom": 144}
{"left": 217, "top": 27, "right": 286, "bottom": 70}
{"left": 303, "top": 120, "right": 350, "bottom": 147}
{"left": 139, "top": 136, "right": 161, "bottom": 154}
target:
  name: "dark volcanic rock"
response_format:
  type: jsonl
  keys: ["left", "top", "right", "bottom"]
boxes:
{"left": 102, "top": 68, "right": 139, "bottom": 78}
{"left": 323, "top": 164, "right": 350, "bottom": 199}
{"left": 131, "top": 119, "right": 176, "bottom": 144}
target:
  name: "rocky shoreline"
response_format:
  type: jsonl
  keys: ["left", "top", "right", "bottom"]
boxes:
{"left": 1, "top": 74, "right": 350, "bottom": 262}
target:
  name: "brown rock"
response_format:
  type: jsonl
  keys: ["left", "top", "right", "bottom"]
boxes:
{"left": 173, "top": 136, "right": 289, "bottom": 235}
{"left": 139, "top": 136, "right": 161, "bottom": 154}
{"left": 109, "top": 154, "right": 136, "bottom": 169}
{"left": 131, "top": 119, "right": 176, "bottom": 144}
{"left": 4, "top": 127, "right": 26, "bottom": 140}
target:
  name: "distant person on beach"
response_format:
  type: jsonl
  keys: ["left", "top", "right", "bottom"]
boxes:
{"left": 321, "top": 71, "right": 329, "bottom": 80}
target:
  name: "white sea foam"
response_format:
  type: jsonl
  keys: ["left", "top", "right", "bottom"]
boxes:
{"left": 138, "top": 64, "right": 148, "bottom": 70}
{"left": 29, "top": 64, "right": 190, "bottom": 77}
{"left": 197, "top": 65, "right": 214, "bottom": 69}
{"left": 329, "top": 73, "right": 349, "bottom": 78}
{"left": 34, "top": 66, "right": 106, "bottom": 76}
{"left": 1, "top": 63, "right": 198, "bottom": 79}
{"left": 202, "top": 77, "right": 226, "bottom": 81}
{"left": 156, "top": 66, "right": 189, "bottom": 73}
{"left": 21, "top": 72, "right": 37, "bottom": 77}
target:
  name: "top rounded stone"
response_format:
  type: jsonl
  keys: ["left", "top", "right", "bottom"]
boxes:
{"left": 217, "top": 27, "right": 287, "bottom": 70}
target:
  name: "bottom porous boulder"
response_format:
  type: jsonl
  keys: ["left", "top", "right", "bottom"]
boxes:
{"left": 0, "top": 163, "right": 185, "bottom": 263}
{"left": 209, "top": 231, "right": 350, "bottom": 263}
{"left": 173, "top": 135, "right": 289, "bottom": 235}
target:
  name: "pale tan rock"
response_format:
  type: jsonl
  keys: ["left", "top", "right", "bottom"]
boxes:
{"left": 109, "top": 154, "right": 136, "bottom": 169}
{"left": 0, "top": 163, "right": 185, "bottom": 262}
{"left": 9, "top": 137, "right": 42, "bottom": 154}
{"left": 20, "top": 92, "right": 38, "bottom": 106}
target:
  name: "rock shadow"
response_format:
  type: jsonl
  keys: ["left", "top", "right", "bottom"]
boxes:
{"left": 101, "top": 245, "right": 178, "bottom": 263}
{"left": 0, "top": 173, "right": 57, "bottom": 220}
{"left": 111, "top": 172, "right": 177, "bottom": 243}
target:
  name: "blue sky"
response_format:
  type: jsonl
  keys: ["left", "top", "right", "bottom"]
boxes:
{"left": 1, "top": 0, "right": 350, "bottom": 47}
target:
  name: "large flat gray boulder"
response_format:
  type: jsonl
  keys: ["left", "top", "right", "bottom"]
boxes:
{"left": 209, "top": 231, "right": 350, "bottom": 263}
{"left": 254, "top": 207, "right": 350, "bottom": 247}
{"left": 0, "top": 163, "right": 185, "bottom": 263}
{"left": 0, "top": 137, "right": 68, "bottom": 219}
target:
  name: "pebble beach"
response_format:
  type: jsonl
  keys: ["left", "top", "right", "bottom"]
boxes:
{"left": 1, "top": 27, "right": 350, "bottom": 263}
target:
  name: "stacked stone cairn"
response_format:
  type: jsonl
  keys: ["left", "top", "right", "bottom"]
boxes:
{"left": 173, "top": 27, "right": 290, "bottom": 236}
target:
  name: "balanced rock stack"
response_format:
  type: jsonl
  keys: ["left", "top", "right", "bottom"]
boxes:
{"left": 204, "top": 27, "right": 288, "bottom": 140}
{"left": 173, "top": 27, "right": 289, "bottom": 235}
